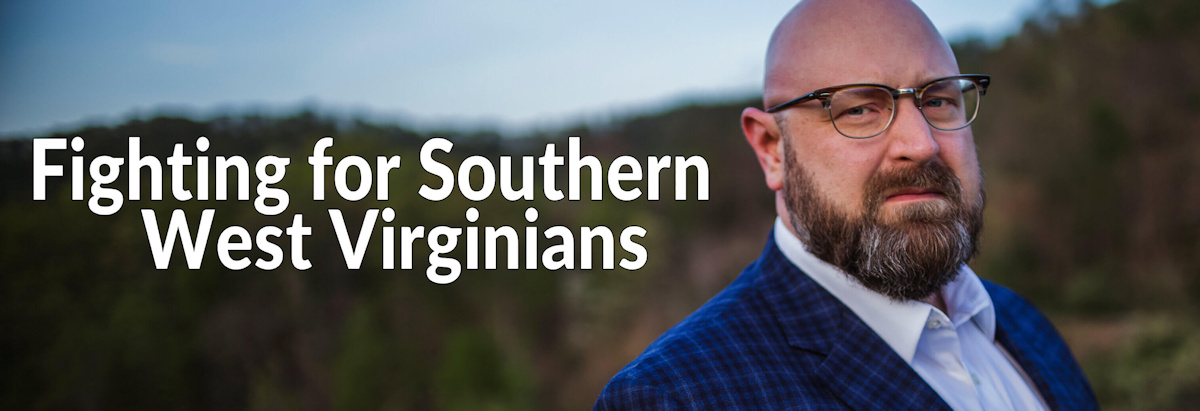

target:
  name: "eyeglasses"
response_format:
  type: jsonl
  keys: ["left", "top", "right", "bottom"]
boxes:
{"left": 765, "top": 74, "right": 991, "bottom": 139}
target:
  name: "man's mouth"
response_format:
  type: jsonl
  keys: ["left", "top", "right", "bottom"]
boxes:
{"left": 884, "top": 188, "right": 945, "bottom": 202}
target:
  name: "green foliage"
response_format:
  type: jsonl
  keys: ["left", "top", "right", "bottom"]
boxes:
{"left": 432, "top": 327, "right": 534, "bottom": 411}
{"left": 1083, "top": 315, "right": 1200, "bottom": 410}
{"left": 0, "top": 105, "right": 767, "bottom": 409}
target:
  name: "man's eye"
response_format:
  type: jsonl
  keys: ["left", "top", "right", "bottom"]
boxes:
{"left": 842, "top": 106, "right": 869, "bottom": 116}
{"left": 923, "top": 98, "right": 955, "bottom": 108}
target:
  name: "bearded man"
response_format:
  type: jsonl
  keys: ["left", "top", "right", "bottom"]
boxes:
{"left": 595, "top": 0, "right": 1097, "bottom": 409}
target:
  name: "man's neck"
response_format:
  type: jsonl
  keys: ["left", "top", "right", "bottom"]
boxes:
{"left": 921, "top": 291, "right": 948, "bottom": 314}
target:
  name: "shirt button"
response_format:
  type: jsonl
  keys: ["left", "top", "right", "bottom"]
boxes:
{"left": 971, "top": 373, "right": 981, "bottom": 385}
{"left": 926, "top": 318, "right": 941, "bottom": 329}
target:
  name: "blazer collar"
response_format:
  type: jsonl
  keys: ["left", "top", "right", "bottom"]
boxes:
{"left": 754, "top": 231, "right": 951, "bottom": 410}
{"left": 987, "top": 284, "right": 1065, "bottom": 410}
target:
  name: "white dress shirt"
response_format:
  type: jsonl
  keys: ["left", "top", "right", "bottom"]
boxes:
{"left": 773, "top": 218, "right": 1048, "bottom": 411}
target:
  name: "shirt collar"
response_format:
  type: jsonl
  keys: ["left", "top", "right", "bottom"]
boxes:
{"left": 773, "top": 217, "right": 996, "bottom": 363}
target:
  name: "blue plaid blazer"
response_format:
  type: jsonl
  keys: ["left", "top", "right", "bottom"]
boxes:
{"left": 596, "top": 233, "right": 1097, "bottom": 410}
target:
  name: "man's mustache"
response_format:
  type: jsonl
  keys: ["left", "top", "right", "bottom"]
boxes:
{"left": 863, "top": 162, "right": 964, "bottom": 210}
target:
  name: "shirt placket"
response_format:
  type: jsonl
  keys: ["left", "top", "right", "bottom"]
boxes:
{"left": 918, "top": 310, "right": 983, "bottom": 411}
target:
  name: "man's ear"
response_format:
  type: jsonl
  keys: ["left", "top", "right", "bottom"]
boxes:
{"left": 742, "top": 107, "right": 785, "bottom": 191}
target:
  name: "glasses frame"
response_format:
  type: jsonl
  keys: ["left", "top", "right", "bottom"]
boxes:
{"left": 764, "top": 74, "right": 991, "bottom": 139}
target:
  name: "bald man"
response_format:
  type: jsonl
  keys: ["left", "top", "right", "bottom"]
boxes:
{"left": 595, "top": 1, "right": 1097, "bottom": 409}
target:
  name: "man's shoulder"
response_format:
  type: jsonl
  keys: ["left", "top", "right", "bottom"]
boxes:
{"left": 980, "top": 279, "right": 1057, "bottom": 330}
{"left": 606, "top": 268, "right": 782, "bottom": 384}
{"left": 596, "top": 254, "right": 838, "bottom": 410}
{"left": 979, "top": 278, "right": 1031, "bottom": 308}
{"left": 981, "top": 279, "right": 1100, "bottom": 409}
{"left": 980, "top": 279, "right": 1072, "bottom": 352}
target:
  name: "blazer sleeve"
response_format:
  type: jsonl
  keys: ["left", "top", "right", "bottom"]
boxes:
{"left": 594, "top": 373, "right": 681, "bottom": 410}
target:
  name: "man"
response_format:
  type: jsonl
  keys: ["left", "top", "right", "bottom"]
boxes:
{"left": 595, "top": 0, "right": 1098, "bottom": 409}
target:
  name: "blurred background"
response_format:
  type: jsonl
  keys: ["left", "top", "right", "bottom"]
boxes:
{"left": 2, "top": 0, "right": 1198, "bottom": 409}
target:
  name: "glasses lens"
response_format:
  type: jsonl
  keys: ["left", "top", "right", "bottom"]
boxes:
{"left": 828, "top": 86, "right": 894, "bottom": 138}
{"left": 920, "top": 78, "right": 981, "bottom": 130}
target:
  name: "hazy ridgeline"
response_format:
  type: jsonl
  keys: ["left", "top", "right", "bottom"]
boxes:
{"left": 2, "top": 0, "right": 1199, "bottom": 409}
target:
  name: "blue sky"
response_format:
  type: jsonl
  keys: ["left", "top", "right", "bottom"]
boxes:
{"left": 1, "top": 1, "right": 1059, "bottom": 137}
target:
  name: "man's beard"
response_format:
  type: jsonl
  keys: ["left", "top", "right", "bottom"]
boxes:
{"left": 782, "top": 138, "right": 985, "bottom": 302}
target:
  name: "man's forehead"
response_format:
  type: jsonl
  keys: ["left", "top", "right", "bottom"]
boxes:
{"left": 773, "top": 40, "right": 959, "bottom": 87}
{"left": 764, "top": 0, "right": 957, "bottom": 101}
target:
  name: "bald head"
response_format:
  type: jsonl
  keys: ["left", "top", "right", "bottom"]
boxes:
{"left": 764, "top": 0, "right": 959, "bottom": 108}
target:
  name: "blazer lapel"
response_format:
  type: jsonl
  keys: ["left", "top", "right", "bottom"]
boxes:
{"left": 992, "top": 311, "right": 1063, "bottom": 409}
{"left": 814, "top": 308, "right": 950, "bottom": 411}
{"left": 756, "top": 236, "right": 950, "bottom": 410}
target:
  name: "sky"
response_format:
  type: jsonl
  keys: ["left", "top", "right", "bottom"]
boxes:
{"left": 0, "top": 0, "right": 1061, "bottom": 137}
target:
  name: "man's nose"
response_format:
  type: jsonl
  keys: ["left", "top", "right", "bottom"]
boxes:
{"left": 884, "top": 99, "right": 939, "bottom": 165}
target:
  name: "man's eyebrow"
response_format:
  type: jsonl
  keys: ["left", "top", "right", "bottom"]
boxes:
{"left": 912, "top": 74, "right": 962, "bottom": 87}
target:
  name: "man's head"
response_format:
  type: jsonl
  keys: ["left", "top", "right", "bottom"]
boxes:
{"left": 742, "top": 0, "right": 986, "bottom": 301}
